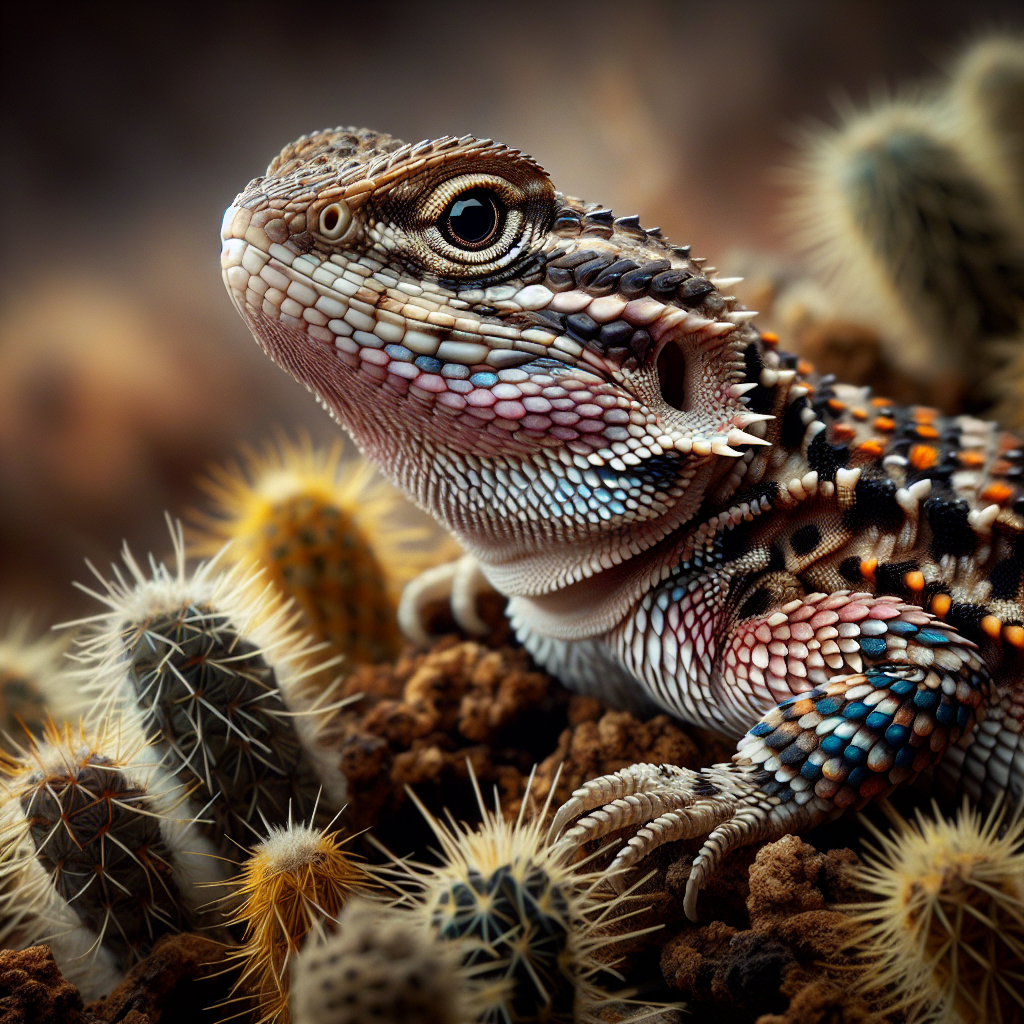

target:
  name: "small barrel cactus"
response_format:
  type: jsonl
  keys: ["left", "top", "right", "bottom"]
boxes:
{"left": 0, "top": 719, "right": 218, "bottom": 1000}
{"left": 850, "top": 798, "right": 1024, "bottom": 1024}
{"left": 383, "top": 773, "right": 648, "bottom": 1024}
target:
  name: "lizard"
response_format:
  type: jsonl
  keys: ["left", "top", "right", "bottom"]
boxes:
{"left": 219, "top": 127, "right": 1024, "bottom": 919}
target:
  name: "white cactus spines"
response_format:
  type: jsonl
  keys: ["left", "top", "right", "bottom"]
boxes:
{"left": 0, "top": 717, "right": 221, "bottom": 1000}
{"left": 67, "top": 521, "right": 353, "bottom": 860}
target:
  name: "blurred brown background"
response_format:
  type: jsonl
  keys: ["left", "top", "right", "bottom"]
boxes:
{"left": 1, "top": 0, "right": 1022, "bottom": 622}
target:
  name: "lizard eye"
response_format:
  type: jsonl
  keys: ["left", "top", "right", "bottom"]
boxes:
{"left": 441, "top": 189, "right": 503, "bottom": 250}
{"left": 317, "top": 201, "right": 351, "bottom": 240}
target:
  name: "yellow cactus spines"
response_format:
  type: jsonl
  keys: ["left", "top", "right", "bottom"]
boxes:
{"left": 384, "top": 772, "right": 654, "bottom": 1024}
{"left": 0, "top": 718, "right": 218, "bottom": 1000}
{"left": 0, "top": 621, "right": 69, "bottom": 754}
{"left": 850, "top": 799, "right": 1024, "bottom": 1024}
{"left": 220, "top": 819, "right": 371, "bottom": 1024}
{"left": 190, "top": 436, "right": 453, "bottom": 665}
{"left": 70, "top": 521, "right": 352, "bottom": 861}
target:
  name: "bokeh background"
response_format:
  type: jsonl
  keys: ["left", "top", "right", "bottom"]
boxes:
{"left": 2, "top": 0, "right": 1022, "bottom": 621}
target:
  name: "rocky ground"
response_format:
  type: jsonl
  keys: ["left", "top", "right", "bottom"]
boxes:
{"left": 0, "top": 621, "right": 903, "bottom": 1024}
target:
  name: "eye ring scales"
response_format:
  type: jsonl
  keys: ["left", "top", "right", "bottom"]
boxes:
{"left": 317, "top": 201, "right": 352, "bottom": 240}
{"left": 440, "top": 188, "right": 503, "bottom": 250}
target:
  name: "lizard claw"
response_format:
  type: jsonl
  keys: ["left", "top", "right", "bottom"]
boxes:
{"left": 397, "top": 554, "right": 496, "bottom": 643}
{"left": 550, "top": 761, "right": 774, "bottom": 920}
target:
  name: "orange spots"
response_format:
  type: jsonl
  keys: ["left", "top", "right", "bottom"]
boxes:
{"left": 832, "top": 423, "right": 857, "bottom": 443}
{"left": 991, "top": 460, "right": 1014, "bottom": 477}
{"left": 980, "top": 482, "right": 1014, "bottom": 505}
{"left": 797, "top": 358, "right": 815, "bottom": 376}
{"left": 903, "top": 571, "right": 925, "bottom": 593}
{"left": 851, "top": 408, "right": 868, "bottom": 421}
{"left": 980, "top": 615, "right": 1003, "bottom": 639}
{"left": 914, "top": 424, "right": 939, "bottom": 440}
{"left": 827, "top": 398, "right": 847, "bottom": 414}
{"left": 930, "top": 593, "right": 951, "bottom": 618}
{"left": 909, "top": 444, "right": 938, "bottom": 470}
{"left": 860, "top": 558, "right": 877, "bottom": 582}
{"left": 873, "top": 417, "right": 896, "bottom": 432}
{"left": 1003, "top": 625, "right": 1024, "bottom": 649}
{"left": 760, "top": 331, "right": 779, "bottom": 344}
{"left": 856, "top": 438, "right": 885, "bottom": 458}
{"left": 870, "top": 397, "right": 894, "bottom": 408}
{"left": 911, "top": 406, "right": 938, "bottom": 423}
{"left": 958, "top": 450, "right": 986, "bottom": 468}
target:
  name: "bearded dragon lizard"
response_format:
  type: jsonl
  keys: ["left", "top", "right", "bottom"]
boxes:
{"left": 220, "top": 128, "right": 1024, "bottom": 918}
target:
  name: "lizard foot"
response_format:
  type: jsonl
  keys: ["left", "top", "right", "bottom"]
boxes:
{"left": 397, "top": 553, "right": 498, "bottom": 644}
{"left": 550, "top": 760, "right": 777, "bottom": 921}
{"left": 551, "top": 652, "right": 989, "bottom": 920}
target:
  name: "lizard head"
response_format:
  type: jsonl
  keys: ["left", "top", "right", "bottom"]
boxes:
{"left": 221, "top": 128, "right": 776, "bottom": 598}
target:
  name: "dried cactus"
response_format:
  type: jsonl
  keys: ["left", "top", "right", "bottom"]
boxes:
{"left": 0, "top": 719, "right": 217, "bottom": 1000}
{"left": 219, "top": 819, "right": 371, "bottom": 1024}
{"left": 69, "top": 521, "right": 351, "bottom": 861}
{"left": 189, "top": 435, "right": 453, "bottom": 665}
{"left": 849, "top": 798, "right": 1024, "bottom": 1024}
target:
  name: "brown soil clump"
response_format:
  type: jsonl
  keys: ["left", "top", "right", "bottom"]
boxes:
{"left": 87, "top": 934, "right": 239, "bottom": 1024}
{"left": 659, "top": 835, "right": 877, "bottom": 1024}
{"left": 0, "top": 946, "right": 93, "bottom": 1024}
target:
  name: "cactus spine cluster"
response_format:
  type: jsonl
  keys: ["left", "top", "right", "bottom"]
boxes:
{"left": 850, "top": 799, "right": 1024, "bottom": 1024}
{"left": 220, "top": 819, "right": 370, "bottom": 1024}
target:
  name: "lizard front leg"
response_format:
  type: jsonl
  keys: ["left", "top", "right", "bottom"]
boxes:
{"left": 551, "top": 591, "right": 989, "bottom": 919}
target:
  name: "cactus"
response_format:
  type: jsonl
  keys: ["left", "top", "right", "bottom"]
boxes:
{"left": 219, "top": 819, "right": 371, "bottom": 1024}
{"left": 69, "top": 521, "right": 351, "bottom": 861}
{"left": 190, "top": 435, "right": 454, "bottom": 665}
{"left": 850, "top": 799, "right": 1024, "bottom": 1024}
{"left": 384, "top": 772, "right": 652, "bottom": 1024}
{"left": 948, "top": 35, "right": 1024, "bottom": 230}
{"left": 0, "top": 718, "right": 219, "bottom": 1000}
{"left": 290, "top": 897, "right": 476, "bottom": 1024}
{"left": 788, "top": 91, "right": 1024, "bottom": 406}
{"left": 0, "top": 621, "right": 70, "bottom": 754}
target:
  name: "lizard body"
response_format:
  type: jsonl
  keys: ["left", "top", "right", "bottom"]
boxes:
{"left": 221, "top": 128, "right": 1024, "bottom": 917}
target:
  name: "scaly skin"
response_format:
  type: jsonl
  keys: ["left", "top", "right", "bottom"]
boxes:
{"left": 220, "top": 128, "right": 1024, "bottom": 918}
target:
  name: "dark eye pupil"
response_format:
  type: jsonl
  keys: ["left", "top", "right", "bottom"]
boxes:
{"left": 323, "top": 208, "right": 339, "bottom": 230}
{"left": 445, "top": 189, "right": 500, "bottom": 247}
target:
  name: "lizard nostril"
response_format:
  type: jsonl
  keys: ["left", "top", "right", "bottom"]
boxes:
{"left": 317, "top": 201, "right": 351, "bottom": 240}
{"left": 657, "top": 342, "right": 687, "bottom": 410}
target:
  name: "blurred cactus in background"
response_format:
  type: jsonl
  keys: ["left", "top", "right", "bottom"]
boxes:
{"left": 190, "top": 436, "right": 455, "bottom": 665}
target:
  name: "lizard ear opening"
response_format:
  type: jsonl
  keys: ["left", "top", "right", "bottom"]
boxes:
{"left": 657, "top": 341, "right": 687, "bottom": 410}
